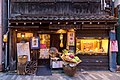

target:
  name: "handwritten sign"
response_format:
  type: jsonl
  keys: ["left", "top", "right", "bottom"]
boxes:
{"left": 67, "top": 32, "right": 75, "bottom": 46}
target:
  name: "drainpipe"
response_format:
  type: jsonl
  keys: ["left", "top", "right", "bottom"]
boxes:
{"left": 0, "top": 0, "right": 3, "bottom": 71}
{"left": 5, "top": 0, "right": 10, "bottom": 71}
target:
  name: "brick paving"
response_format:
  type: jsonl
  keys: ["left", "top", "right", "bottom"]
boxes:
{"left": 0, "top": 71, "right": 120, "bottom": 80}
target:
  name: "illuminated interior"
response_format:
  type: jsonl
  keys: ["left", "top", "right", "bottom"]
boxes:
{"left": 76, "top": 38, "right": 109, "bottom": 55}
{"left": 39, "top": 34, "right": 50, "bottom": 48}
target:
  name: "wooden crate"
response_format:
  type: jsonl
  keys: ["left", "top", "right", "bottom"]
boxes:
{"left": 17, "top": 62, "right": 26, "bottom": 75}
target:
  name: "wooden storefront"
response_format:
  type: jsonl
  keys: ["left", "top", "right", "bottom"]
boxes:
{"left": 8, "top": 0, "right": 118, "bottom": 71}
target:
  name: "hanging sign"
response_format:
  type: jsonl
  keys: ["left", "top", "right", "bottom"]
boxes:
{"left": 30, "top": 37, "right": 40, "bottom": 49}
{"left": 110, "top": 40, "right": 118, "bottom": 52}
{"left": 67, "top": 32, "right": 75, "bottom": 46}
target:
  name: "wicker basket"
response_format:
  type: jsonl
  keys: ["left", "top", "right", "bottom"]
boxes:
{"left": 18, "top": 55, "right": 28, "bottom": 64}
{"left": 17, "top": 62, "right": 26, "bottom": 75}
{"left": 63, "top": 64, "right": 76, "bottom": 76}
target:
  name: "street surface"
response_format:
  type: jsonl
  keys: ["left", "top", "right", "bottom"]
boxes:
{"left": 0, "top": 71, "right": 120, "bottom": 80}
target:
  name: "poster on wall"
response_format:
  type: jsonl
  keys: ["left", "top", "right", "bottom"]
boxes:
{"left": 110, "top": 40, "right": 118, "bottom": 52}
{"left": 17, "top": 42, "right": 30, "bottom": 61}
{"left": 67, "top": 32, "right": 75, "bottom": 46}
{"left": 30, "top": 37, "right": 40, "bottom": 49}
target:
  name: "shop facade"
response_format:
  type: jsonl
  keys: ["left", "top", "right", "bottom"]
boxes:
{"left": 7, "top": 0, "right": 118, "bottom": 72}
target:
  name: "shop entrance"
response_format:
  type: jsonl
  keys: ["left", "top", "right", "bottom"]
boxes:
{"left": 38, "top": 33, "right": 67, "bottom": 66}
{"left": 38, "top": 34, "right": 50, "bottom": 66}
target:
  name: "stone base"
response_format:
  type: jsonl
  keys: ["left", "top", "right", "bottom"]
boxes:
{"left": 0, "top": 65, "right": 2, "bottom": 71}
{"left": 116, "top": 65, "right": 120, "bottom": 72}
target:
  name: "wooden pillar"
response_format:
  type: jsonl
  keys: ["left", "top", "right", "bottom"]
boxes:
{"left": 117, "top": 5, "right": 120, "bottom": 65}
{"left": 0, "top": 0, "right": 3, "bottom": 71}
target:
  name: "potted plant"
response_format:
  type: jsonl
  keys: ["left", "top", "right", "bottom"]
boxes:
{"left": 61, "top": 49, "right": 82, "bottom": 76}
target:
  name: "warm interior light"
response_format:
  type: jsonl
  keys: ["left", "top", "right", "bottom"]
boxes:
{"left": 76, "top": 38, "right": 108, "bottom": 53}
{"left": 60, "top": 33, "right": 63, "bottom": 48}
{"left": 21, "top": 33, "right": 25, "bottom": 38}
{"left": 56, "top": 29, "right": 66, "bottom": 34}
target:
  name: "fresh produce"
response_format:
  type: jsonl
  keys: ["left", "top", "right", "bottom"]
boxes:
{"left": 61, "top": 49, "right": 82, "bottom": 64}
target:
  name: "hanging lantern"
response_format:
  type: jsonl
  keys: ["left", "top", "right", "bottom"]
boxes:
{"left": 60, "top": 33, "right": 63, "bottom": 48}
{"left": 56, "top": 29, "right": 66, "bottom": 48}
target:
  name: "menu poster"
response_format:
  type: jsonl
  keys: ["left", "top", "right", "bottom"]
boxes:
{"left": 67, "top": 32, "right": 75, "bottom": 46}
{"left": 39, "top": 49, "right": 49, "bottom": 59}
{"left": 30, "top": 37, "right": 40, "bottom": 49}
{"left": 17, "top": 42, "right": 30, "bottom": 61}
{"left": 110, "top": 40, "right": 118, "bottom": 52}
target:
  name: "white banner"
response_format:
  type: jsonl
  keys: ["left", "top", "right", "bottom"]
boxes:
{"left": 17, "top": 42, "right": 30, "bottom": 61}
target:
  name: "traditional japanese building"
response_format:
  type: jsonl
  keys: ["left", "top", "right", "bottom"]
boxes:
{"left": 6, "top": 0, "right": 118, "bottom": 72}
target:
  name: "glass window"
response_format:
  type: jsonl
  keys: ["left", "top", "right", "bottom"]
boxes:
{"left": 76, "top": 38, "right": 109, "bottom": 55}
{"left": 39, "top": 34, "right": 50, "bottom": 48}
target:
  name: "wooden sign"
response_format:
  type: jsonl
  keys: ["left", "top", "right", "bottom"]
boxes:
{"left": 67, "top": 32, "right": 75, "bottom": 46}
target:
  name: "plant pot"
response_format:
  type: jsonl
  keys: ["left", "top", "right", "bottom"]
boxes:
{"left": 63, "top": 64, "right": 76, "bottom": 76}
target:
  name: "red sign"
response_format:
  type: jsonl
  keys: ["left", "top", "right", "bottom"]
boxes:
{"left": 40, "top": 44, "right": 46, "bottom": 49}
{"left": 110, "top": 40, "right": 118, "bottom": 52}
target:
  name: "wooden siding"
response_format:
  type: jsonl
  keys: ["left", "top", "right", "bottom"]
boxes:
{"left": 76, "top": 29, "right": 109, "bottom": 38}
{"left": 10, "top": 2, "right": 105, "bottom": 16}
{"left": 11, "top": 0, "right": 101, "bottom": 2}
{"left": 77, "top": 55, "right": 109, "bottom": 70}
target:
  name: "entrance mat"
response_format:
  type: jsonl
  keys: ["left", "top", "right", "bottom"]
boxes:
{"left": 36, "top": 66, "right": 52, "bottom": 76}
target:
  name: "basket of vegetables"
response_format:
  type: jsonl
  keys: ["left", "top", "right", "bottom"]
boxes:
{"left": 61, "top": 49, "right": 82, "bottom": 76}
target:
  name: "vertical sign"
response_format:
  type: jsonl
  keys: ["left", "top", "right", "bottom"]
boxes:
{"left": 110, "top": 40, "right": 118, "bottom": 52}
{"left": 67, "top": 32, "right": 75, "bottom": 46}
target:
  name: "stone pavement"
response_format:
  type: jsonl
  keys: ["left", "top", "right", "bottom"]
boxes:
{"left": 0, "top": 71, "right": 120, "bottom": 80}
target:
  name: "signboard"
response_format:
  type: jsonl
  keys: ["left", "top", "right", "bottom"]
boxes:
{"left": 110, "top": 40, "right": 118, "bottom": 52}
{"left": 17, "top": 42, "right": 30, "bottom": 61}
{"left": 67, "top": 32, "right": 75, "bottom": 46}
{"left": 39, "top": 49, "right": 49, "bottom": 59}
{"left": 30, "top": 37, "right": 40, "bottom": 49}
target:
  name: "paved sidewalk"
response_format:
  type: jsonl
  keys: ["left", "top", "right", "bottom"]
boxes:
{"left": 0, "top": 71, "right": 120, "bottom": 80}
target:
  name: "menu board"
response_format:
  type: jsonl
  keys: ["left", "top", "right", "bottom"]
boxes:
{"left": 17, "top": 42, "right": 30, "bottom": 61}
{"left": 52, "top": 61, "right": 63, "bottom": 68}
{"left": 39, "top": 49, "right": 49, "bottom": 59}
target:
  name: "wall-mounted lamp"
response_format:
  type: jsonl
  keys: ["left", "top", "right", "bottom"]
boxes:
{"left": 50, "top": 22, "right": 52, "bottom": 24}
{"left": 58, "top": 22, "right": 60, "bottom": 24}
{"left": 3, "top": 34, "right": 7, "bottom": 42}
{"left": 40, "top": 22, "right": 42, "bottom": 25}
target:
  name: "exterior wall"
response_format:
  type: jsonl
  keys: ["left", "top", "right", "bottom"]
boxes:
{"left": 0, "top": 0, "right": 3, "bottom": 71}
{"left": 10, "top": 0, "right": 112, "bottom": 16}
{"left": 7, "top": 0, "right": 117, "bottom": 71}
